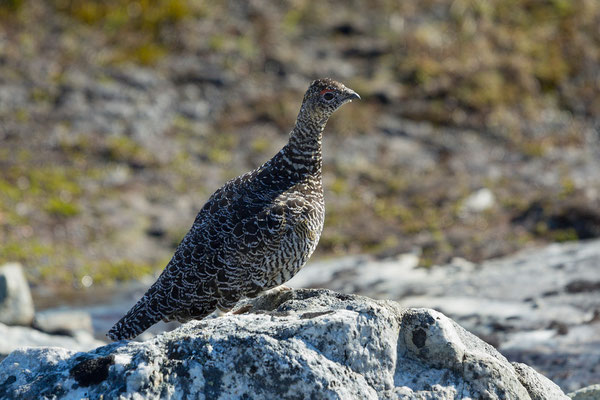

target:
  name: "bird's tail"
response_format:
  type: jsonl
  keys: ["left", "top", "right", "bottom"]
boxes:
{"left": 107, "top": 283, "right": 170, "bottom": 341}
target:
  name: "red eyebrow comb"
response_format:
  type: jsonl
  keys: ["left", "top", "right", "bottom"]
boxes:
{"left": 319, "top": 88, "right": 334, "bottom": 95}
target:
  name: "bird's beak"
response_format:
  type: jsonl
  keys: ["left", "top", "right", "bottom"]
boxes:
{"left": 343, "top": 89, "right": 361, "bottom": 102}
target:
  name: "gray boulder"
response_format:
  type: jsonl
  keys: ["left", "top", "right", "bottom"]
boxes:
{"left": 33, "top": 309, "right": 94, "bottom": 336}
{"left": 0, "top": 263, "right": 35, "bottom": 326}
{"left": 288, "top": 240, "right": 600, "bottom": 392}
{"left": 0, "top": 289, "right": 567, "bottom": 399}
{"left": 568, "top": 384, "right": 600, "bottom": 400}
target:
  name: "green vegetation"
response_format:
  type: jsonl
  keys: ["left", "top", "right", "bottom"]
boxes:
{"left": 199, "top": 130, "right": 238, "bottom": 165}
{"left": 44, "top": 197, "right": 81, "bottom": 217}
{"left": 0, "top": 165, "right": 83, "bottom": 222}
{"left": 0, "top": 0, "right": 23, "bottom": 13}
{"left": 0, "top": 236, "right": 162, "bottom": 286}
{"left": 390, "top": 0, "right": 599, "bottom": 122}
{"left": 104, "top": 135, "right": 157, "bottom": 167}
{"left": 82, "top": 259, "right": 157, "bottom": 285}
{"left": 1, "top": 0, "right": 205, "bottom": 65}
{"left": 57, "top": 0, "right": 197, "bottom": 27}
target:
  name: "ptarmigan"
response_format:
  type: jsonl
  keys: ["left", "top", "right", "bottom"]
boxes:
{"left": 108, "top": 78, "right": 360, "bottom": 340}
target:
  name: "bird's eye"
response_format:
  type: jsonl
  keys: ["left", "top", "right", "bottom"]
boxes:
{"left": 323, "top": 92, "right": 335, "bottom": 101}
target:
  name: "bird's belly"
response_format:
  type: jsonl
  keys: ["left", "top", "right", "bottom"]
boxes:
{"left": 262, "top": 216, "right": 323, "bottom": 289}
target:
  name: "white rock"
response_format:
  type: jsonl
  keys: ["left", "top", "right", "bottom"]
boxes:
{"left": 568, "top": 384, "right": 600, "bottom": 400}
{"left": 0, "top": 322, "right": 105, "bottom": 355}
{"left": 461, "top": 187, "right": 496, "bottom": 213}
{"left": 290, "top": 239, "right": 600, "bottom": 392}
{"left": 0, "top": 263, "right": 35, "bottom": 326}
{"left": 33, "top": 308, "right": 94, "bottom": 335}
{"left": 0, "top": 289, "right": 568, "bottom": 399}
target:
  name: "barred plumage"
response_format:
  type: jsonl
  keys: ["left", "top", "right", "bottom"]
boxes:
{"left": 107, "top": 79, "right": 360, "bottom": 341}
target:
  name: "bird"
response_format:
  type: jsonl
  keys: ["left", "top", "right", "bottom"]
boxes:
{"left": 107, "top": 78, "right": 360, "bottom": 341}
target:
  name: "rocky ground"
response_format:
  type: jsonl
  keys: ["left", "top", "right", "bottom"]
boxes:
{"left": 1, "top": 1, "right": 600, "bottom": 291}
{"left": 2, "top": 239, "right": 598, "bottom": 394}
{"left": 0, "top": 289, "right": 571, "bottom": 400}
{"left": 288, "top": 239, "right": 600, "bottom": 393}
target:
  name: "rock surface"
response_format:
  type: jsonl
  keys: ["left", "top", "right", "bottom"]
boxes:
{"left": 0, "top": 322, "right": 105, "bottom": 358}
{"left": 287, "top": 239, "right": 600, "bottom": 393}
{"left": 33, "top": 309, "right": 94, "bottom": 336}
{"left": 0, "top": 263, "right": 35, "bottom": 326}
{"left": 0, "top": 289, "right": 567, "bottom": 400}
{"left": 568, "top": 384, "right": 600, "bottom": 400}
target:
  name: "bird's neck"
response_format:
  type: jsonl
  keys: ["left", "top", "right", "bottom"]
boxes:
{"left": 283, "top": 117, "right": 325, "bottom": 175}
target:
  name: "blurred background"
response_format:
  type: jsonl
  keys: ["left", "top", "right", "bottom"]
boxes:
{"left": 2, "top": 0, "right": 599, "bottom": 298}
{"left": 1, "top": 0, "right": 600, "bottom": 392}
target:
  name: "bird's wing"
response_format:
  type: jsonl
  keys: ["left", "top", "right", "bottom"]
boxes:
{"left": 200, "top": 197, "right": 294, "bottom": 303}
{"left": 162, "top": 188, "right": 306, "bottom": 320}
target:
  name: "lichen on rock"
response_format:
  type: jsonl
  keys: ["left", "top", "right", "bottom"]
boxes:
{"left": 0, "top": 289, "right": 568, "bottom": 399}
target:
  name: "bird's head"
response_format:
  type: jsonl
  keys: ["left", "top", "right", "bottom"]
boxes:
{"left": 299, "top": 78, "right": 360, "bottom": 125}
